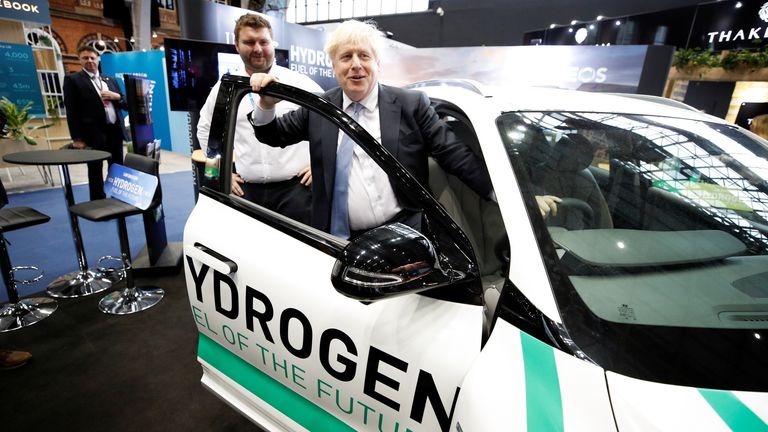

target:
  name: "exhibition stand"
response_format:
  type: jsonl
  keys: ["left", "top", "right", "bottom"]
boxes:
{"left": 121, "top": 73, "right": 183, "bottom": 276}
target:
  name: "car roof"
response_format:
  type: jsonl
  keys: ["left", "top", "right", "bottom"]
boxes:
{"left": 406, "top": 80, "right": 726, "bottom": 124}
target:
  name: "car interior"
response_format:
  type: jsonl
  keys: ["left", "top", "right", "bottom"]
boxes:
{"left": 428, "top": 114, "right": 508, "bottom": 291}
{"left": 425, "top": 108, "right": 768, "bottom": 330}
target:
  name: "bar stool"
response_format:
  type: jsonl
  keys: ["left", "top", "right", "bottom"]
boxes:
{"left": 0, "top": 207, "right": 57, "bottom": 332}
{"left": 68, "top": 154, "right": 164, "bottom": 315}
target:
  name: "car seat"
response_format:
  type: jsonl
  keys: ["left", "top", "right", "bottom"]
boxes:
{"left": 531, "top": 134, "right": 613, "bottom": 230}
{"left": 428, "top": 121, "right": 506, "bottom": 287}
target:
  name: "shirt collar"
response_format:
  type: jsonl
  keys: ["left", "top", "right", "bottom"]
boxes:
{"left": 86, "top": 70, "right": 99, "bottom": 80}
{"left": 342, "top": 84, "right": 378, "bottom": 114}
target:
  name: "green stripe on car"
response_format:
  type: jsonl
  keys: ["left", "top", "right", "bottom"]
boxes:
{"left": 699, "top": 388, "right": 768, "bottom": 431}
{"left": 520, "top": 332, "right": 564, "bottom": 432}
{"left": 198, "top": 333, "right": 355, "bottom": 432}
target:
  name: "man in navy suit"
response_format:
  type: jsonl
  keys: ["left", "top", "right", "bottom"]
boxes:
{"left": 63, "top": 45, "right": 127, "bottom": 200}
{"left": 249, "top": 20, "right": 494, "bottom": 238}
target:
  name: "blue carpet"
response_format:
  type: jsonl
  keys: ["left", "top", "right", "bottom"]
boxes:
{"left": 0, "top": 171, "right": 195, "bottom": 301}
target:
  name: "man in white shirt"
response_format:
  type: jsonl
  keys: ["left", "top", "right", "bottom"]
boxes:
{"left": 197, "top": 14, "right": 322, "bottom": 224}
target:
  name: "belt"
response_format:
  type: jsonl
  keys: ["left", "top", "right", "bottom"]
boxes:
{"left": 241, "top": 177, "right": 300, "bottom": 188}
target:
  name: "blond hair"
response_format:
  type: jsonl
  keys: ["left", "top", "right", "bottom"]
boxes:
{"left": 325, "top": 20, "right": 383, "bottom": 62}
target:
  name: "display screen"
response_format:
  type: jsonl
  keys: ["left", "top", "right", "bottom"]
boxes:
{"left": 164, "top": 38, "right": 237, "bottom": 112}
{"left": 164, "top": 38, "right": 291, "bottom": 112}
{"left": 217, "top": 52, "right": 244, "bottom": 78}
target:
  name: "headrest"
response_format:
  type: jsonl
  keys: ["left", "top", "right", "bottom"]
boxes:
{"left": 546, "top": 134, "right": 595, "bottom": 172}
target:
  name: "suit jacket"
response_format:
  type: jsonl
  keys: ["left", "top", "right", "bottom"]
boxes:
{"left": 63, "top": 70, "right": 127, "bottom": 150}
{"left": 253, "top": 84, "right": 493, "bottom": 232}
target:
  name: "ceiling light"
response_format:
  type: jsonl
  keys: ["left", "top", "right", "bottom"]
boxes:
{"left": 735, "top": 1, "right": 743, "bottom": 8}
{"left": 596, "top": 15, "right": 604, "bottom": 21}
{"left": 570, "top": 19, "right": 577, "bottom": 25}
{"left": 615, "top": 20, "right": 622, "bottom": 26}
{"left": 549, "top": 24, "right": 556, "bottom": 29}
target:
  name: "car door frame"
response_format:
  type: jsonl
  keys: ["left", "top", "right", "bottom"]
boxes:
{"left": 203, "top": 74, "right": 484, "bottom": 301}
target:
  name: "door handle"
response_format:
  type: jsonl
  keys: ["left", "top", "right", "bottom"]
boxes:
{"left": 184, "top": 243, "right": 238, "bottom": 274}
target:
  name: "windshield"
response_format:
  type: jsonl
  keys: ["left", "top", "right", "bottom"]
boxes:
{"left": 498, "top": 111, "right": 768, "bottom": 391}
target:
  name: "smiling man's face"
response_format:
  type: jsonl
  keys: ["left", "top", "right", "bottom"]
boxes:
{"left": 332, "top": 42, "right": 379, "bottom": 102}
{"left": 235, "top": 26, "right": 275, "bottom": 75}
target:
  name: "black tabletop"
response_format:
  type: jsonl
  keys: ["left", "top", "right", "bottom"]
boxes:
{"left": 3, "top": 149, "right": 111, "bottom": 166}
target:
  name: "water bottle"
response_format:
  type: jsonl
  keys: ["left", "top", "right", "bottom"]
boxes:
{"left": 204, "top": 153, "right": 220, "bottom": 179}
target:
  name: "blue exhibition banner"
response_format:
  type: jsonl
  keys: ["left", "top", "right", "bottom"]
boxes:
{"left": 101, "top": 51, "right": 173, "bottom": 151}
{"left": 0, "top": 42, "right": 45, "bottom": 116}
{"left": 0, "top": 0, "right": 51, "bottom": 25}
{"left": 105, "top": 164, "right": 158, "bottom": 210}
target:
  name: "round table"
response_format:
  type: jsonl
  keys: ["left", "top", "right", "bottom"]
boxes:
{"left": 3, "top": 149, "right": 120, "bottom": 298}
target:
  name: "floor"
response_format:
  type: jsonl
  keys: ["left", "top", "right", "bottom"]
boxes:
{"left": 0, "top": 150, "right": 265, "bottom": 431}
{"left": 0, "top": 271, "right": 260, "bottom": 431}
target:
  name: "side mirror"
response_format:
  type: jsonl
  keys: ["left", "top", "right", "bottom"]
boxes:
{"left": 331, "top": 223, "right": 472, "bottom": 301}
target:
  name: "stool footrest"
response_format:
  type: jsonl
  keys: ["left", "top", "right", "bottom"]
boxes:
{"left": 11, "top": 265, "right": 44, "bottom": 285}
{"left": 97, "top": 255, "right": 127, "bottom": 281}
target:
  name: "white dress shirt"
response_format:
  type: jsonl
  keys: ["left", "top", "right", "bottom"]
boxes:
{"left": 86, "top": 71, "right": 117, "bottom": 124}
{"left": 197, "top": 63, "right": 322, "bottom": 183}
{"left": 251, "top": 84, "right": 402, "bottom": 231}
{"left": 340, "top": 87, "right": 402, "bottom": 231}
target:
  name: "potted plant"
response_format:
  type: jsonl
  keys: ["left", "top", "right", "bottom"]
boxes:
{"left": 0, "top": 97, "right": 52, "bottom": 169}
{"left": 0, "top": 97, "right": 51, "bottom": 145}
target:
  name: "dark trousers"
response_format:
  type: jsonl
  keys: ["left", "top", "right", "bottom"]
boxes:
{"left": 86, "top": 123, "right": 124, "bottom": 201}
{"left": 241, "top": 177, "right": 312, "bottom": 225}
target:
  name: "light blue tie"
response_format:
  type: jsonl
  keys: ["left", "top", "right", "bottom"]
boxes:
{"left": 330, "top": 102, "right": 364, "bottom": 238}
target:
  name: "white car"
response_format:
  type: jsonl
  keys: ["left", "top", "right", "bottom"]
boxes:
{"left": 185, "top": 75, "right": 768, "bottom": 431}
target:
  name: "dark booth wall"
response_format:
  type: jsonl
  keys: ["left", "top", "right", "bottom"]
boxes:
{"left": 368, "top": 0, "right": 704, "bottom": 47}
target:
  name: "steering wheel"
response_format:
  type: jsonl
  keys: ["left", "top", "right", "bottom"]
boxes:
{"left": 551, "top": 197, "right": 594, "bottom": 230}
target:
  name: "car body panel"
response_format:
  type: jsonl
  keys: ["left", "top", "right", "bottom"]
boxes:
{"left": 186, "top": 76, "right": 768, "bottom": 431}
{"left": 607, "top": 372, "right": 768, "bottom": 431}
{"left": 452, "top": 320, "right": 617, "bottom": 431}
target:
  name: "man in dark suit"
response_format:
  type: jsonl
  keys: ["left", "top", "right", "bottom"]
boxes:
{"left": 249, "top": 20, "right": 493, "bottom": 238}
{"left": 63, "top": 45, "right": 127, "bottom": 200}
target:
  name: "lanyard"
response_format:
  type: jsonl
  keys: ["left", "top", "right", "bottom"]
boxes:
{"left": 91, "top": 75, "right": 103, "bottom": 91}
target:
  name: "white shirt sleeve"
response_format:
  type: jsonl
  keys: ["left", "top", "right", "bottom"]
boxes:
{"left": 249, "top": 103, "right": 276, "bottom": 126}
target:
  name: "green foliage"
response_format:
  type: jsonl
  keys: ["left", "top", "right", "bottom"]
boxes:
{"left": 673, "top": 48, "right": 721, "bottom": 71}
{"left": 674, "top": 47, "right": 768, "bottom": 72}
{"left": 720, "top": 47, "right": 768, "bottom": 70}
{"left": 0, "top": 97, "right": 52, "bottom": 145}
